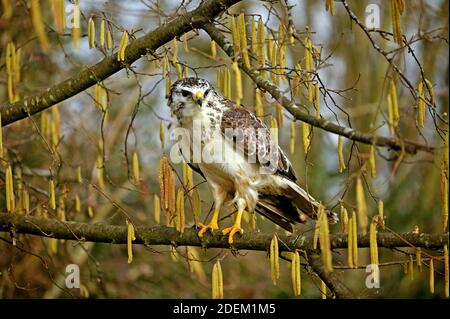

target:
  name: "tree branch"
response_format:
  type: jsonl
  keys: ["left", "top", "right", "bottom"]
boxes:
{"left": 0, "top": 0, "right": 241, "bottom": 127}
{"left": 201, "top": 22, "right": 436, "bottom": 155}
{"left": 1, "top": 213, "right": 447, "bottom": 251}
{"left": 3, "top": 213, "right": 448, "bottom": 299}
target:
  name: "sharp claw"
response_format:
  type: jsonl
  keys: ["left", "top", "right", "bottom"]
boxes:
{"left": 197, "top": 223, "right": 219, "bottom": 238}
{"left": 222, "top": 225, "right": 243, "bottom": 244}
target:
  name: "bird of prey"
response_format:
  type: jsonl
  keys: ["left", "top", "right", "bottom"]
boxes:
{"left": 167, "top": 77, "right": 337, "bottom": 243}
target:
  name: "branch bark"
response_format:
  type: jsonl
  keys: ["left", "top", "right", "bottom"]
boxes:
{"left": 0, "top": 0, "right": 241, "bottom": 127}
{"left": 1, "top": 213, "right": 447, "bottom": 251}
{"left": 202, "top": 22, "right": 436, "bottom": 155}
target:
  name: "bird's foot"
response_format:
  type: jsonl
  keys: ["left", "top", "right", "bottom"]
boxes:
{"left": 197, "top": 222, "right": 219, "bottom": 238}
{"left": 222, "top": 224, "right": 243, "bottom": 244}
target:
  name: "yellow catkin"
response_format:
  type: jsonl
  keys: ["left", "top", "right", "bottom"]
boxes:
{"left": 338, "top": 136, "right": 346, "bottom": 172}
{"left": 291, "top": 251, "right": 301, "bottom": 296}
{"left": 276, "top": 103, "right": 284, "bottom": 127}
{"left": 224, "top": 67, "right": 231, "bottom": 99}
{"left": 347, "top": 216, "right": 354, "bottom": 268}
{"left": 340, "top": 205, "right": 349, "bottom": 233}
{"left": 238, "top": 13, "right": 250, "bottom": 68}
{"left": 51, "top": 0, "right": 65, "bottom": 34}
{"left": 356, "top": 177, "right": 368, "bottom": 234}
{"left": 445, "top": 245, "right": 449, "bottom": 298}
{"left": 88, "top": 17, "right": 95, "bottom": 48}
{"left": 77, "top": 166, "right": 82, "bottom": 184}
{"left": 31, "top": 0, "right": 49, "bottom": 53}
{"left": 182, "top": 33, "right": 189, "bottom": 53}
{"left": 100, "top": 19, "right": 105, "bottom": 48}
{"left": 378, "top": 200, "right": 385, "bottom": 229}
{"left": 48, "top": 238, "right": 58, "bottom": 255}
{"left": 441, "top": 159, "right": 448, "bottom": 232}
{"left": 387, "top": 93, "right": 394, "bottom": 134}
{"left": 351, "top": 210, "right": 358, "bottom": 267}
{"left": 212, "top": 261, "right": 224, "bottom": 299}
{"left": 255, "top": 88, "right": 263, "bottom": 117}
{"left": 232, "top": 62, "right": 243, "bottom": 104}
{"left": 5, "top": 165, "right": 15, "bottom": 212}
{"left": 369, "top": 216, "right": 379, "bottom": 266}
{"left": 210, "top": 40, "right": 217, "bottom": 58}
{"left": 305, "top": 38, "right": 313, "bottom": 72}
{"left": 325, "top": 0, "right": 335, "bottom": 15}
{"left": 270, "top": 235, "right": 280, "bottom": 286}
{"left": 193, "top": 189, "right": 201, "bottom": 222}
{"left": 429, "top": 258, "right": 435, "bottom": 294}
{"left": 416, "top": 248, "right": 422, "bottom": 272}
{"left": 49, "top": 179, "right": 56, "bottom": 210}
{"left": 251, "top": 16, "right": 257, "bottom": 54}
{"left": 173, "top": 38, "right": 182, "bottom": 80}
{"left": 106, "top": 30, "right": 113, "bottom": 49}
{"left": 75, "top": 194, "right": 81, "bottom": 213}
{"left": 418, "top": 81, "right": 425, "bottom": 128}
{"left": 390, "top": 0, "right": 404, "bottom": 45}
{"left": 154, "top": 194, "right": 161, "bottom": 224}
{"left": 409, "top": 254, "right": 414, "bottom": 281}
{"left": 176, "top": 189, "right": 185, "bottom": 233}
{"left": 132, "top": 151, "right": 140, "bottom": 184}
{"left": 159, "top": 120, "right": 165, "bottom": 148}
{"left": 369, "top": 145, "right": 377, "bottom": 178}
{"left": 292, "top": 63, "right": 302, "bottom": 96}
{"left": 72, "top": 0, "right": 81, "bottom": 49}
{"left": 118, "top": 31, "right": 129, "bottom": 62}
{"left": 319, "top": 206, "right": 333, "bottom": 273}
{"left": 348, "top": 211, "right": 358, "bottom": 268}
{"left": 390, "top": 80, "right": 400, "bottom": 127}
{"left": 0, "top": 113, "right": 3, "bottom": 158}
{"left": 290, "top": 120, "right": 296, "bottom": 155}
{"left": 257, "top": 17, "right": 266, "bottom": 77}
{"left": 88, "top": 206, "right": 94, "bottom": 218}
{"left": 271, "top": 116, "right": 278, "bottom": 146}
{"left": 230, "top": 16, "right": 240, "bottom": 56}
{"left": 321, "top": 280, "right": 327, "bottom": 299}
{"left": 2, "top": 0, "right": 12, "bottom": 19}
{"left": 302, "top": 122, "right": 311, "bottom": 154}
{"left": 314, "top": 83, "right": 320, "bottom": 118}
{"left": 313, "top": 205, "right": 324, "bottom": 249}
{"left": 424, "top": 79, "right": 435, "bottom": 105}
{"left": 126, "top": 220, "right": 136, "bottom": 264}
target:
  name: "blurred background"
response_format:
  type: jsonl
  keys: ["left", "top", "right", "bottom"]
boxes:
{"left": 0, "top": 0, "right": 448, "bottom": 298}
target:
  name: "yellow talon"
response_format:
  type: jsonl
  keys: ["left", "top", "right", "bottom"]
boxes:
{"left": 197, "top": 207, "right": 220, "bottom": 238}
{"left": 222, "top": 209, "right": 244, "bottom": 244}
{"left": 222, "top": 224, "right": 243, "bottom": 244}
{"left": 197, "top": 222, "right": 219, "bottom": 237}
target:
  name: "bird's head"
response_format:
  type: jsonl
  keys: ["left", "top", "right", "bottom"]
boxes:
{"left": 167, "top": 77, "right": 217, "bottom": 116}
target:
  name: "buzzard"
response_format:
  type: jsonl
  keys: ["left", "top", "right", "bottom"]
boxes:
{"left": 167, "top": 77, "right": 337, "bottom": 243}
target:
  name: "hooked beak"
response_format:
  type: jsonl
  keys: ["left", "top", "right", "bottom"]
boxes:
{"left": 193, "top": 91, "right": 203, "bottom": 106}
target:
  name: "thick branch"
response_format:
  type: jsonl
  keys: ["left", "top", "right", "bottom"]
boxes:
{"left": 0, "top": 0, "right": 241, "bottom": 127}
{"left": 1, "top": 213, "right": 447, "bottom": 250}
{"left": 202, "top": 23, "right": 436, "bottom": 155}
{"left": 3, "top": 213, "right": 448, "bottom": 299}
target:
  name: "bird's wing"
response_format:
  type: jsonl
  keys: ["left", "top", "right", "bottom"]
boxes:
{"left": 220, "top": 103, "right": 297, "bottom": 181}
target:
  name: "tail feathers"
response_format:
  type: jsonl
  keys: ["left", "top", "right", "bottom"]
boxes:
{"left": 283, "top": 179, "right": 339, "bottom": 224}
{"left": 255, "top": 195, "right": 304, "bottom": 232}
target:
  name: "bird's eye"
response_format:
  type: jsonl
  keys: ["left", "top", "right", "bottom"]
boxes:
{"left": 181, "top": 90, "right": 191, "bottom": 97}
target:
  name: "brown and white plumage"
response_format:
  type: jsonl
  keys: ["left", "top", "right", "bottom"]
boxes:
{"left": 167, "top": 77, "right": 337, "bottom": 242}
